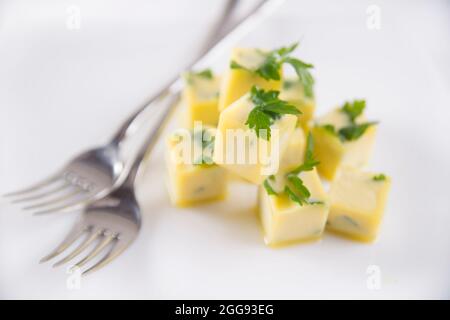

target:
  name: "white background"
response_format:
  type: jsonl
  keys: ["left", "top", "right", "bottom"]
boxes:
{"left": 0, "top": 0, "right": 449, "bottom": 299}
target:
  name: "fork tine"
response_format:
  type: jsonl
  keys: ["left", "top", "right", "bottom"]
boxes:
{"left": 23, "top": 188, "right": 84, "bottom": 211}
{"left": 72, "top": 232, "right": 115, "bottom": 269}
{"left": 11, "top": 182, "right": 71, "bottom": 204}
{"left": 82, "top": 238, "right": 129, "bottom": 276}
{"left": 33, "top": 194, "right": 94, "bottom": 215}
{"left": 3, "top": 174, "right": 61, "bottom": 197}
{"left": 40, "top": 224, "right": 89, "bottom": 263}
{"left": 52, "top": 228, "right": 102, "bottom": 267}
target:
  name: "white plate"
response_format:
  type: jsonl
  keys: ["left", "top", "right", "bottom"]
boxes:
{"left": 1, "top": 0, "right": 449, "bottom": 299}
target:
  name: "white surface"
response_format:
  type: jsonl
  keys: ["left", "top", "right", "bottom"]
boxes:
{"left": 1, "top": 0, "right": 450, "bottom": 299}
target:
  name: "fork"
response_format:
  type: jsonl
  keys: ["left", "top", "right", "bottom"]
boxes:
{"left": 2, "top": 0, "right": 282, "bottom": 215}
{"left": 2, "top": 0, "right": 244, "bottom": 215}
{"left": 38, "top": 0, "right": 285, "bottom": 274}
{"left": 39, "top": 93, "right": 178, "bottom": 275}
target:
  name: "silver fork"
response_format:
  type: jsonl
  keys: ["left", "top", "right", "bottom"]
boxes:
{"left": 2, "top": 0, "right": 244, "bottom": 215}
{"left": 38, "top": 0, "right": 284, "bottom": 275}
{"left": 40, "top": 93, "right": 178, "bottom": 275}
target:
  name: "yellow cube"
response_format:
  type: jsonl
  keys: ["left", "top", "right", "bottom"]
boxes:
{"left": 165, "top": 128, "right": 227, "bottom": 207}
{"left": 218, "top": 48, "right": 282, "bottom": 111}
{"left": 327, "top": 167, "right": 391, "bottom": 242}
{"left": 259, "top": 168, "right": 329, "bottom": 246}
{"left": 213, "top": 93, "right": 297, "bottom": 184}
{"left": 278, "top": 127, "right": 306, "bottom": 174}
{"left": 182, "top": 71, "right": 221, "bottom": 127}
{"left": 280, "top": 78, "right": 315, "bottom": 131}
{"left": 311, "top": 108, "right": 377, "bottom": 180}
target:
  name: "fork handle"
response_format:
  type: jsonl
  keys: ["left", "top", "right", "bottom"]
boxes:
{"left": 109, "top": 0, "right": 284, "bottom": 147}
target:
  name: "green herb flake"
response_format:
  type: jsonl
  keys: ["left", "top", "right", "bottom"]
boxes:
{"left": 290, "top": 133, "right": 320, "bottom": 175}
{"left": 185, "top": 69, "right": 214, "bottom": 85}
{"left": 284, "top": 185, "right": 304, "bottom": 206}
{"left": 373, "top": 174, "right": 387, "bottom": 181}
{"left": 319, "top": 121, "right": 377, "bottom": 142}
{"left": 341, "top": 99, "right": 366, "bottom": 123}
{"left": 283, "top": 57, "right": 314, "bottom": 98}
{"left": 263, "top": 179, "right": 278, "bottom": 195}
{"left": 194, "top": 69, "right": 214, "bottom": 79}
{"left": 342, "top": 216, "right": 359, "bottom": 228}
{"left": 231, "top": 42, "right": 315, "bottom": 98}
{"left": 282, "top": 80, "right": 296, "bottom": 90}
{"left": 338, "top": 122, "right": 377, "bottom": 141}
{"left": 281, "top": 133, "right": 321, "bottom": 206}
{"left": 284, "top": 174, "right": 311, "bottom": 206}
{"left": 246, "top": 86, "right": 300, "bottom": 140}
{"left": 321, "top": 124, "right": 337, "bottom": 136}
{"left": 230, "top": 60, "right": 246, "bottom": 70}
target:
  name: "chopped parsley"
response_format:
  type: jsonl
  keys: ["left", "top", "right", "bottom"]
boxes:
{"left": 320, "top": 98, "right": 378, "bottom": 143}
{"left": 263, "top": 179, "right": 278, "bottom": 195}
{"left": 285, "top": 174, "right": 311, "bottom": 206}
{"left": 322, "top": 124, "right": 337, "bottom": 135}
{"left": 246, "top": 86, "right": 300, "bottom": 140}
{"left": 284, "top": 133, "right": 321, "bottom": 206}
{"left": 341, "top": 99, "right": 366, "bottom": 123}
{"left": 373, "top": 174, "right": 387, "bottom": 181}
{"left": 185, "top": 69, "right": 214, "bottom": 85}
{"left": 290, "top": 133, "right": 320, "bottom": 175}
{"left": 262, "top": 133, "right": 322, "bottom": 206}
{"left": 338, "top": 122, "right": 378, "bottom": 141}
{"left": 282, "top": 79, "right": 296, "bottom": 90}
{"left": 193, "top": 69, "right": 214, "bottom": 79}
{"left": 342, "top": 216, "right": 359, "bottom": 228}
{"left": 320, "top": 122, "right": 377, "bottom": 142}
{"left": 316, "top": 99, "right": 377, "bottom": 141}
{"left": 230, "top": 42, "right": 315, "bottom": 98}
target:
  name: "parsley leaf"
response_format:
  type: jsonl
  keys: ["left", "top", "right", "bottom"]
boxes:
{"left": 246, "top": 108, "right": 272, "bottom": 139}
{"left": 373, "top": 174, "right": 386, "bottom": 181}
{"left": 230, "top": 42, "right": 315, "bottom": 97}
{"left": 276, "top": 42, "right": 299, "bottom": 57}
{"left": 290, "top": 133, "right": 320, "bottom": 174}
{"left": 261, "top": 133, "right": 321, "bottom": 207}
{"left": 321, "top": 124, "right": 337, "bottom": 135}
{"left": 194, "top": 69, "right": 214, "bottom": 79}
{"left": 284, "top": 174, "right": 318, "bottom": 206}
{"left": 282, "top": 79, "right": 296, "bottom": 90}
{"left": 246, "top": 86, "right": 300, "bottom": 140}
{"left": 292, "top": 158, "right": 320, "bottom": 174}
{"left": 284, "top": 185, "right": 304, "bottom": 205}
{"left": 319, "top": 122, "right": 377, "bottom": 142}
{"left": 263, "top": 179, "right": 278, "bottom": 195}
{"left": 338, "top": 122, "right": 377, "bottom": 141}
{"left": 275, "top": 133, "right": 321, "bottom": 206}
{"left": 341, "top": 99, "right": 366, "bottom": 123}
{"left": 288, "top": 174, "right": 310, "bottom": 198}
{"left": 283, "top": 57, "right": 314, "bottom": 98}
{"left": 256, "top": 55, "right": 281, "bottom": 81}
{"left": 230, "top": 60, "right": 246, "bottom": 70}
{"left": 185, "top": 69, "right": 214, "bottom": 86}
{"left": 305, "top": 132, "right": 316, "bottom": 163}
{"left": 263, "top": 101, "right": 302, "bottom": 115}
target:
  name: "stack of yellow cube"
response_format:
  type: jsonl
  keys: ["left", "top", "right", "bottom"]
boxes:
{"left": 165, "top": 43, "right": 391, "bottom": 247}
